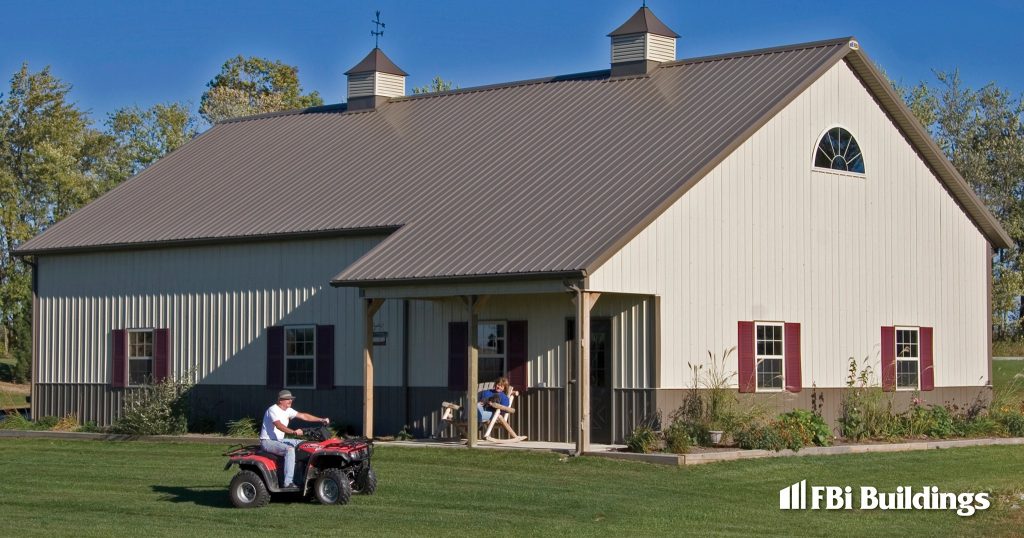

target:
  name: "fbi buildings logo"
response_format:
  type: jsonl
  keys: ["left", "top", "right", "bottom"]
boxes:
{"left": 779, "top": 480, "right": 990, "bottom": 517}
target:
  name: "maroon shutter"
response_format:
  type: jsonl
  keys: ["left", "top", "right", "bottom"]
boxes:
{"left": 153, "top": 328, "right": 171, "bottom": 382}
{"left": 316, "top": 324, "right": 335, "bottom": 390}
{"left": 737, "top": 321, "right": 755, "bottom": 393}
{"left": 448, "top": 322, "right": 468, "bottom": 391}
{"left": 266, "top": 326, "right": 284, "bottom": 388}
{"left": 881, "top": 326, "right": 896, "bottom": 391}
{"left": 507, "top": 320, "right": 528, "bottom": 390}
{"left": 920, "top": 326, "right": 934, "bottom": 391}
{"left": 784, "top": 323, "right": 802, "bottom": 393}
{"left": 112, "top": 329, "right": 127, "bottom": 388}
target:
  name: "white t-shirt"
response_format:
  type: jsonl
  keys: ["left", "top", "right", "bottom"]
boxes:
{"left": 259, "top": 404, "right": 299, "bottom": 441}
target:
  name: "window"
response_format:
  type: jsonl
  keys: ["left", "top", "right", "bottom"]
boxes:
{"left": 814, "top": 127, "right": 865, "bottom": 173}
{"left": 478, "top": 321, "right": 506, "bottom": 383}
{"left": 896, "top": 327, "right": 919, "bottom": 389}
{"left": 128, "top": 329, "right": 154, "bottom": 386}
{"left": 285, "top": 326, "right": 315, "bottom": 388}
{"left": 755, "top": 323, "right": 784, "bottom": 390}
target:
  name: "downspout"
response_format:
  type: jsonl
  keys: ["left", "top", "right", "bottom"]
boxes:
{"left": 402, "top": 299, "right": 410, "bottom": 431}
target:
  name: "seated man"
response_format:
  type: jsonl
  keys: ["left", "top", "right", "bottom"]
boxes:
{"left": 259, "top": 390, "right": 329, "bottom": 488}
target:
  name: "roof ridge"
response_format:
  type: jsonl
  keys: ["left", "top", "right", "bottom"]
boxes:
{"left": 661, "top": 36, "right": 857, "bottom": 69}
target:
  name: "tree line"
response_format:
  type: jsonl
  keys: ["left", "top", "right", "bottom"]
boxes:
{"left": 0, "top": 55, "right": 1020, "bottom": 383}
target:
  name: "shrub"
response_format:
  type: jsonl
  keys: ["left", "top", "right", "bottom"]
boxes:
{"left": 396, "top": 426, "right": 415, "bottom": 441}
{"left": 226, "top": 417, "right": 258, "bottom": 438}
{"left": 625, "top": 426, "right": 660, "bottom": 454}
{"left": 663, "top": 422, "right": 693, "bottom": 454}
{"left": 735, "top": 422, "right": 785, "bottom": 452}
{"left": 839, "top": 357, "right": 900, "bottom": 440}
{"left": 778, "top": 410, "right": 832, "bottom": 447}
{"left": 923, "top": 405, "right": 957, "bottom": 439}
{"left": 77, "top": 421, "right": 102, "bottom": 433}
{"left": 34, "top": 416, "right": 58, "bottom": 430}
{"left": 998, "top": 410, "right": 1024, "bottom": 437}
{"left": 52, "top": 414, "right": 80, "bottom": 432}
{"left": 0, "top": 412, "right": 33, "bottom": 430}
{"left": 111, "top": 374, "right": 194, "bottom": 435}
{"left": 672, "top": 348, "right": 753, "bottom": 446}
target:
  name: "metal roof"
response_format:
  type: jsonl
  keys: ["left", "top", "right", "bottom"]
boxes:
{"left": 344, "top": 48, "right": 408, "bottom": 77}
{"left": 609, "top": 6, "right": 680, "bottom": 38}
{"left": 16, "top": 37, "right": 1012, "bottom": 286}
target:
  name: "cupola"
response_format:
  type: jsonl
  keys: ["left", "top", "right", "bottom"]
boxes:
{"left": 345, "top": 48, "right": 408, "bottom": 111}
{"left": 608, "top": 6, "right": 679, "bottom": 77}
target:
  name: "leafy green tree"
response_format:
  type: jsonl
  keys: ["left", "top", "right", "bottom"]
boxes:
{"left": 0, "top": 64, "right": 109, "bottom": 381}
{"left": 199, "top": 56, "right": 323, "bottom": 124}
{"left": 412, "top": 75, "right": 458, "bottom": 95}
{"left": 899, "top": 71, "right": 1024, "bottom": 337}
{"left": 100, "top": 102, "right": 198, "bottom": 189}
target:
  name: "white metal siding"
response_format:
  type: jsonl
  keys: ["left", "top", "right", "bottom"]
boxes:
{"left": 406, "top": 294, "right": 652, "bottom": 390}
{"left": 376, "top": 72, "right": 405, "bottom": 98}
{"left": 36, "top": 236, "right": 406, "bottom": 386}
{"left": 647, "top": 34, "right": 676, "bottom": 63}
{"left": 589, "top": 61, "right": 990, "bottom": 389}
{"left": 611, "top": 34, "right": 646, "bottom": 64}
{"left": 347, "top": 73, "right": 375, "bottom": 98}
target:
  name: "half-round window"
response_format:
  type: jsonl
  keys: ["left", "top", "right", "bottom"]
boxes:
{"left": 814, "top": 127, "right": 865, "bottom": 173}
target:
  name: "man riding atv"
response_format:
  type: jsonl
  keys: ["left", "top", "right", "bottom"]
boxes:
{"left": 259, "top": 390, "right": 329, "bottom": 489}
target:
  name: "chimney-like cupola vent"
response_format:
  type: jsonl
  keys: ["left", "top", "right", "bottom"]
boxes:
{"left": 608, "top": 6, "right": 679, "bottom": 77}
{"left": 345, "top": 48, "right": 408, "bottom": 111}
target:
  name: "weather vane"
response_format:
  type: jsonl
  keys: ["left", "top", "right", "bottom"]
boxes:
{"left": 371, "top": 10, "right": 385, "bottom": 49}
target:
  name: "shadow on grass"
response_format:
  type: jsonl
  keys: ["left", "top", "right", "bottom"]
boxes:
{"left": 151, "top": 485, "right": 233, "bottom": 508}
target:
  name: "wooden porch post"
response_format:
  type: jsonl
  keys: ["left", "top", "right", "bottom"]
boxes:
{"left": 574, "top": 290, "right": 599, "bottom": 456}
{"left": 464, "top": 295, "right": 490, "bottom": 448}
{"left": 363, "top": 298, "right": 384, "bottom": 438}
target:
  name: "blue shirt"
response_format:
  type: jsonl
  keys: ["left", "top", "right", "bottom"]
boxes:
{"left": 479, "top": 389, "right": 510, "bottom": 407}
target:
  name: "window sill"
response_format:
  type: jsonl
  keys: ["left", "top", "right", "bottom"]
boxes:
{"left": 811, "top": 167, "right": 866, "bottom": 180}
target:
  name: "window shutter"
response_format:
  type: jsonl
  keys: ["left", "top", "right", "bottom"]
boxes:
{"left": 448, "top": 322, "right": 468, "bottom": 391}
{"left": 881, "top": 326, "right": 896, "bottom": 391}
{"left": 112, "top": 329, "right": 127, "bottom": 388}
{"left": 153, "top": 328, "right": 171, "bottom": 382}
{"left": 737, "top": 321, "right": 755, "bottom": 393}
{"left": 920, "top": 326, "right": 934, "bottom": 391}
{"left": 507, "top": 320, "right": 528, "bottom": 390}
{"left": 784, "top": 323, "right": 802, "bottom": 393}
{"left": 316, "top": 324, "right": 335, "bottom": 390}
{"left": 266, "top": 326, "right": 284, "bottom": 388}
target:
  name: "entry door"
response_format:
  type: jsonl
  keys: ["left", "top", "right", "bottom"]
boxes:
{"left": 566, "top": 318, "right": 613, "bottom": 445}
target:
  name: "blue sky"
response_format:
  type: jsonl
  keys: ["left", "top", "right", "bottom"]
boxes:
{"left": 4, "top": 1, "right": 1023, "bottom": 123}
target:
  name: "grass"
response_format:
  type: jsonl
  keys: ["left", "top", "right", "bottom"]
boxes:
{"left": 0, "top": 440, "right": 1022, "bottom": 537}
{"left": 994, "top": 359, "right": 1024, "bottom": 400}
{"left": 0, "top": 382, "right": 29, "bottom": 409}
{"left": 994, "top": 340, "right": 1024, "bottom": 357}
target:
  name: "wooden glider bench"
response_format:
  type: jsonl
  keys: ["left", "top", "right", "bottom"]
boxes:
{"left": 437, "top": 384, "right": 527, "bottom": 443}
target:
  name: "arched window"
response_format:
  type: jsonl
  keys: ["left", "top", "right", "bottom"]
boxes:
{"left": 814, "top": 127, "right": 865, "bottom": 173}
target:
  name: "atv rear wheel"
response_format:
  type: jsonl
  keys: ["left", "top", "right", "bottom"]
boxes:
{"left": 229, "top": 470, "right": 270, "bottom": 508}
{"left": 314, "top": 468, "right": 352, "bottom": 505}
{"left": 352, "top": 465, "right": 377, "bottom": 495}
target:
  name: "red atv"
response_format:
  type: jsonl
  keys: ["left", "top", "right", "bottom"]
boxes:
{"left": 224, "top": 426, "right": 377, "bottom": 508}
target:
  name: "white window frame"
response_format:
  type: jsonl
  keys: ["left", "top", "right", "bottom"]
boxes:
{"left": 755, "top": 321, "right": 785, "bottom": 392}
{"left": 895, "top": 326, "right": 920, "bottom": 391}
{"left": 127, "top": 328, "right": 154, "bottom": 387}
{"left": 477, "top": 320, "right": 507, "bottom": 384}
{"left": 811, "top": 125, "right": 866, "bottom": 178}
{"left": 285, "top": 325, "right": 316, "bottom": 389}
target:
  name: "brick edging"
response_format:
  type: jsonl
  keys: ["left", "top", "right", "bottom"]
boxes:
{"left": 587, "top": 437, "right": 1024, "bottom": 466}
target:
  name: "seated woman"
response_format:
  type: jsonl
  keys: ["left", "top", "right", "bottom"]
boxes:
{"left": 477, "top": 376, "right": 512, "bottom": 422}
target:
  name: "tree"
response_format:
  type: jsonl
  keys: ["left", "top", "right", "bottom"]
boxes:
{"left": 412, "top": 76, "right": 458, "bottom": 95}
{"left": 899, "top": 71, "right": 1024, "bottom": 338}
{"left": 0, "top": 64, "right": 109, "bottom": 381}
{"left": 199, "top": 56, "right": 323, "bottom": 124}
{"left": 100, "top": 102, "right": 198, "bottom": 190}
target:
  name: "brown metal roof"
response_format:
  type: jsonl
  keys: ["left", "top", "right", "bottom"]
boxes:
{"left": 16, "top": 37, "right": 1012, "bottom": 286}
{"left": 609, "top": 7, "right": 679, "bottom": 38}
{"left": 344, "top": 48, "right": 408, "bottom": 76}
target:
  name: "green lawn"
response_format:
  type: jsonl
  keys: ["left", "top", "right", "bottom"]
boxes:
{"left": 0, "top": 440, "right": 1022, "bottom": 537}
{"left": 994, "top": 359, "right": 1024, "bottom": 400}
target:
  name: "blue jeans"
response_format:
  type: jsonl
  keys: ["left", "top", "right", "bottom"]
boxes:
{"left": 477, "top": 402, "right": 495, "bottom": 422}
{"left": 260, "top": 438, "right": 302, "bottom": 486}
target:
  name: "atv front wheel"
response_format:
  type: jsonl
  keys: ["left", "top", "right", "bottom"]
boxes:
{"left": 352, "top": 465, "right": 377, "bottom": 495}
{"left": 229, "top": 470, "right": 270, "bottom": 508}
{"left": 314, "top": 468, "right": 352, "bottom": 505}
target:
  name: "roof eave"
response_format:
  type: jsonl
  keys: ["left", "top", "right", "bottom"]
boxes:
{"left": 330, "top": 270, "right": 586, "bottom": 288}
